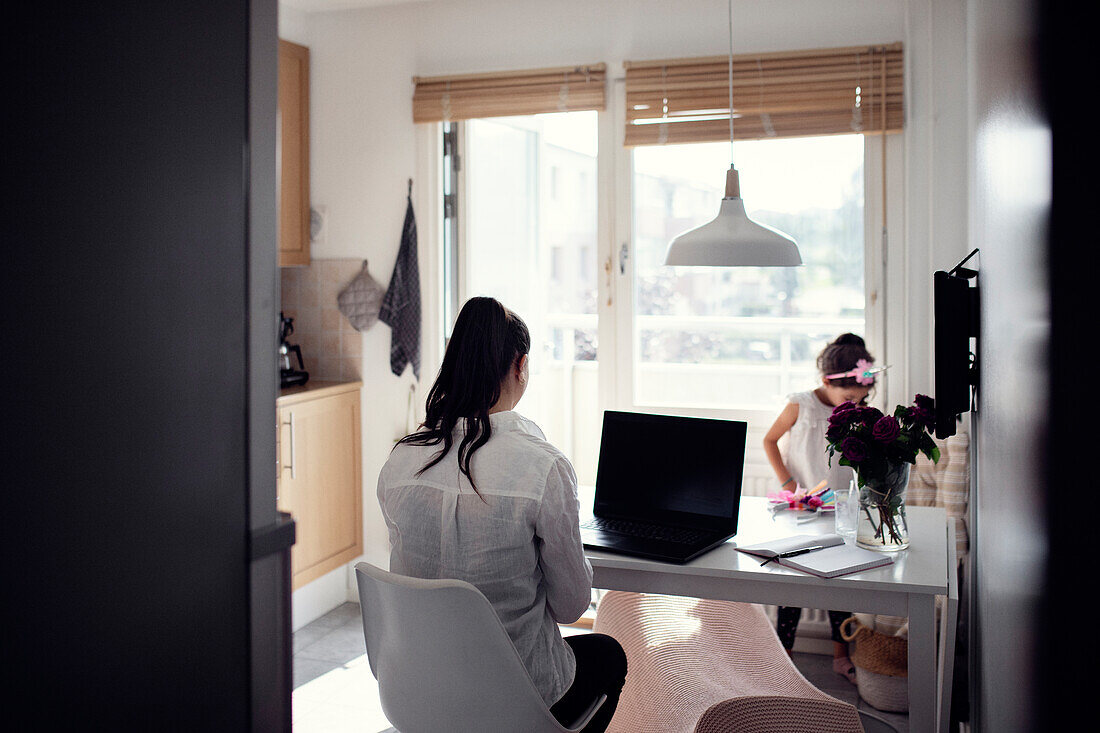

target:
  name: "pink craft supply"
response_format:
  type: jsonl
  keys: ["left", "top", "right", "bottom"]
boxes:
{"left": 768, "top": 485, "right": 837, "bottom": 512}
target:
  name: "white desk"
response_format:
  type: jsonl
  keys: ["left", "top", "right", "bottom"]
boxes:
{"left": 584, "top": 495, "right": 957, "bottom": 733}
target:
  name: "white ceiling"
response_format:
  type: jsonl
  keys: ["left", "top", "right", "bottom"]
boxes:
{"left": 280, "top": 0, "right": 434, "bottom": 12}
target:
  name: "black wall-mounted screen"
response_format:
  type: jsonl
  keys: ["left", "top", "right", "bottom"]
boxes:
{"left": 934, "top": 268, "right": 978, "bottom": 438}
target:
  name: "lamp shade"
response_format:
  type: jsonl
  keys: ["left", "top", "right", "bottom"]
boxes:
{"left": 664, "top": 168, "right": 802, "bottom": 268}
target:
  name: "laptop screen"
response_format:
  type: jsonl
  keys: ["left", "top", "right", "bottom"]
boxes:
{"left": 593, "top": 411, "right": 746, "bottom": 530}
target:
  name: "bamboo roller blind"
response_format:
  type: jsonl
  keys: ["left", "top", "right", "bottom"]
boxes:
{"left": 413, "top": 64, "right": 606, "bottom": 122}
{"left": 624, "top": 43, "right": 903, "bottom": 146}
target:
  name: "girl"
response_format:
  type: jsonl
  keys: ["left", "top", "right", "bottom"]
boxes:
{"left": 377, "top": 296, "right": 626, "bottom": 732}
{"left": 762, "top": 333, "right": 878, "bottom": 683}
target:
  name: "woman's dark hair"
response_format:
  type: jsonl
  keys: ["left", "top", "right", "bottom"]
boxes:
{"left": 818, "top": 333, "right": 875, "bottom": 387}
{"left": 395, "top": 296, "right": 530, "bottom": 493}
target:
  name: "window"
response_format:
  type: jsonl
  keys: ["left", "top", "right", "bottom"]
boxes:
{"left": 445, "top": 125, "right": 867, "bottom": 482}
{"left": 631, "top": 135, "right": 865, "bottom": 415}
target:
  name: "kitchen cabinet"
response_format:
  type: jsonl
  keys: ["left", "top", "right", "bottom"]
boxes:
{"left": 278, "top": 39, "right": 310, "bottom": 267}
{"left": 277, "top": 381, "right": 362, "bottom": 590}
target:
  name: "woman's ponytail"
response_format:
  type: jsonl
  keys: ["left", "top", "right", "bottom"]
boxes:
{"left": 396, "top": 297, "right": 530, "bottom": 493}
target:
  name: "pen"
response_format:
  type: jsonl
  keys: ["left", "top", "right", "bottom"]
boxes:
{"left": 759, "top": 545, "right": 828, "bottom": 566}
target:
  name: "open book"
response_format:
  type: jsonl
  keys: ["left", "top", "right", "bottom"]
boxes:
{"left": 735, "top": 534, "right": 894, "bottom": 578}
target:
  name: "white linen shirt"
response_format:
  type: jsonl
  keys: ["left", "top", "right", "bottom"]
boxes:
{"left": 377, "top": 410, "right": 593, "bottom": 706}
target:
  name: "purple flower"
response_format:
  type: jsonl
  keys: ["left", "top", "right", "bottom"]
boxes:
{"left": 841, "top": 437, "right": 867, "bottom": 463}
{"left": 907, "top": 405, "right": 935, "bottom": 430}
{"left": 857, "top": 406, "right": 884, "bottom": 427}
{"left": 905, "top": 394, "right": 936, "bottom": 431}
{"left": 829, "top": 401, "right": 858, "bottom": 426}
{"left": 872, "top": 415, "right": 901, "bottom": 444}
{"left": 924, "top": 409, "right": 936, "bottom": 431}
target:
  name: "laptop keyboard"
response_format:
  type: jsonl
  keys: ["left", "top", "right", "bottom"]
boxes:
{"left": 581, "top": 517, "right": 712, "bottom": 545}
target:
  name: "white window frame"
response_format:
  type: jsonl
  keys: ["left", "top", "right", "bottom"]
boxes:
{"left": 606, "top": 82, "right": 891, "bottom": 487}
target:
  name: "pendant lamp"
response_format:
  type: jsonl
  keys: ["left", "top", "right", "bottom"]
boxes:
{"left": 663, "top": 1, "right": 802, "bottom": 268}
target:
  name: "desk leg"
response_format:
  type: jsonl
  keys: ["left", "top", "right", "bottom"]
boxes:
{"left": 909, "top": 593, "right": 937, "bottom": 733}
{"left": 938, "top": 524, "right": 959, "bottom": 733}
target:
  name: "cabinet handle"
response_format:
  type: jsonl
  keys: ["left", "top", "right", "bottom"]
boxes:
{"left": 282, "top": 412, "right": 296, "bottom": 479}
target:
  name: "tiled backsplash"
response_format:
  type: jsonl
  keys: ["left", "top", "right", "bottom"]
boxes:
{"left": 280, "top": 259, "right": 365, "bottom": 382}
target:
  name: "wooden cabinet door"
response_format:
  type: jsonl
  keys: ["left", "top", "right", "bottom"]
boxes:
{"left": 278, "top": 39, "right": 310, "bottom": 267}
{"left": 278, "top": 389, "right": 361, "bottom": 589}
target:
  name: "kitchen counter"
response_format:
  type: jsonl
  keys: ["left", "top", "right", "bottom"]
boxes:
{"left": 277, "top": 379, "right": 362, "bottom": 406}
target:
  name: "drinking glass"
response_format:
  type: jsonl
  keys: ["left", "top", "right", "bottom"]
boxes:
{"left": 834, "top": 479, "right": 859, "bottom": 542}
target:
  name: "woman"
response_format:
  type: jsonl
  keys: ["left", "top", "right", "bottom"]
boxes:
{"left": 377, "top": 296, "right": 627, "bottom": 732}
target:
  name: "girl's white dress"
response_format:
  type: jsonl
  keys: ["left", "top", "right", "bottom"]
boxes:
{"left": 782, "top": 389, "right": 855, "bottom": 491}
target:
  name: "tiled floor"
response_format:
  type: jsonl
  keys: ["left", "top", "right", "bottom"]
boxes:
{"left": 292, "top": 602, "right": 909, "bottom": 733}
{"left": 291, "top": 603, "right": 388, "bottom": 732}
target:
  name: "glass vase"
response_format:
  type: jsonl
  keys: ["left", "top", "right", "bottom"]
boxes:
{"left": 856, "top": 462, "right": 910, "bottom": 551}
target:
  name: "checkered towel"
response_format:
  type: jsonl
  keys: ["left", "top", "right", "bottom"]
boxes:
{"left": 379, "top": 196, "right": 420, "bottom": 379}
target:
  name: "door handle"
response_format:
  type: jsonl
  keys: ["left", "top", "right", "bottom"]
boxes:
{"left": 281, "top": 412, "right": 296, "bottom": 479}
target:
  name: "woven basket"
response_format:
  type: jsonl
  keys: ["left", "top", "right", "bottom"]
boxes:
{"left": 840, "top": 616, "right": 908, "bottom": 713}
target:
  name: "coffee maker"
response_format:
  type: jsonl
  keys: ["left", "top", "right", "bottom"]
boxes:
{"left": 279, "top": 312, "right": 310, "bottom": 388}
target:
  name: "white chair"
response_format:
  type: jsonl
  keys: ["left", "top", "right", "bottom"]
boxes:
{"left": 355, "top": 561, "right": 607, "bottom": 733}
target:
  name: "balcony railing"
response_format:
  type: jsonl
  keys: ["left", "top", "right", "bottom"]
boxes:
{"left": 543, "top": 312, "right": 862, "bottom": 398}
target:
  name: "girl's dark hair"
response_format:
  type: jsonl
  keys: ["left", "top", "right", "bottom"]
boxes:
{"left": 818, "top": 333, "right": 874, "bottom": 387}
{"left": 395, "top": 296, "right": 530, "bottom": 493}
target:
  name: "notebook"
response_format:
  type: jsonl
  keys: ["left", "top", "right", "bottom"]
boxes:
{"left": 580, "top": 410, "right": 746, "bottom": 564}
{"left": 735, "top": 534, "right": 895, "bottom": 578}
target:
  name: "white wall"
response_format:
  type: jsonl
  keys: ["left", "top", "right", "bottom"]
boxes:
{"left": 900, "top": 0, "right": 972, "bottom": 403}
{"left": 278, "top": 2, "right": 309, "bottom": 42}
{"left": 279, "top": 0, "right": 971, "bottom": 603}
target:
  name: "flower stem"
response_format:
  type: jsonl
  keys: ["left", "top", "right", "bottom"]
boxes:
{"left": 876, "top": 503, "right": 903, "bottom": 545}
{"left": 862, "top": 504, "right": 881, "bottom": 538}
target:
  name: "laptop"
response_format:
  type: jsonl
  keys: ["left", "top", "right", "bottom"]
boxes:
{"left": 580, "top": 410, "right": 746, "bottom": 564}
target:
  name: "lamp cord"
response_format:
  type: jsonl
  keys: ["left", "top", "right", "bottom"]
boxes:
{"left": 728, "top": 0, "right": 734, "bottom": 167}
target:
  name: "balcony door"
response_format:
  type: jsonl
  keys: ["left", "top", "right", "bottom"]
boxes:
{"left": 449, "top": 111, "right": 601, "bottom": 483}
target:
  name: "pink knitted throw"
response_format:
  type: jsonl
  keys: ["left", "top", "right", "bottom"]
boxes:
{"left": 592, "top": 592, "right": 864, "bottom": 733}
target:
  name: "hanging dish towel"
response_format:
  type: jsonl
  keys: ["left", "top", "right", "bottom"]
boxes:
{"left": 379, "top": 192, "right": 421, "bottom": 379}
{"left": 337, "top": 260, "right": 385, "bottom": 332}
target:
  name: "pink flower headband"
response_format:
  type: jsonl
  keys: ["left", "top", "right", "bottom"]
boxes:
{"left": 825, "top": 358, "right": 888, "bottom": 386}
